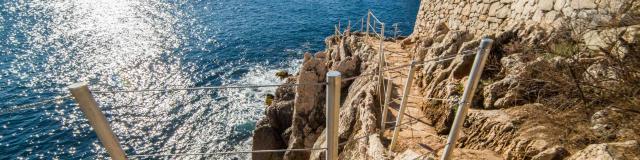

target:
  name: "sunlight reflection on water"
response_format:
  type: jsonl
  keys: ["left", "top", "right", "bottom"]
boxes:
{"left": 2, "top": 1, "right": 298, "bottom": 159}
{"left": 0, "top": 0, "right": 418, "bottom": 159}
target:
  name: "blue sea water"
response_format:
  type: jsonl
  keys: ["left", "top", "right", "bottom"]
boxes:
{"left": 0, "top": 0, "right": 419, "bottom": 159}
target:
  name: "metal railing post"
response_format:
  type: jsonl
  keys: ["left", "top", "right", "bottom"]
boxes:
{"left": 389, "top": 61, "right": 416, "bottom": 151}
{"left": 380, "top": 23, "right": 385, "bottom": 60}
{"left": 326, "top": 71, "right": 342, "bottom": 160}
{"left": 338, "top": 21, "right": 341, "bottom": 33}
{"left": 378, "top": 22, "right": 386, "bottom": 116}
{"left": 373, "top": 21, "right": 377, "bottom": 35}
{"left": 68, "top": 82, "right": 127, "bottom": 160}
{"left": 441, "top": 38, "right": 494, "bottom": 160}
{"left": 366, "top": 10, "right": 370, "bottom": 36}
{"left": 381, "top": 79, "right": 393, "bottom": 132}
{"left": 360, "top": 17, "right": 364, "bottom": 32}
{"left": 393, "top": 23, "right": 399, "bottom": 39}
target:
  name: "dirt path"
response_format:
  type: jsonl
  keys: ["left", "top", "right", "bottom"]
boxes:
{"left": 363, "top": 37, "right": 502, "bottom": 159}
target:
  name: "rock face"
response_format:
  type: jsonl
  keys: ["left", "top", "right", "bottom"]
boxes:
{"left": 568, "top": 140, "right": 640, "bottom": 160}
{"left": 254, "top": 0, "right": 640, "bottom": 159}
{"left": 253, "top": 34, "right": 386, "bottom": 160}
{"left": 253, "top": 78, "right": 296, "bottom": 160}
{"left": 406, "top": 0, "right": 639, "bottom": 159}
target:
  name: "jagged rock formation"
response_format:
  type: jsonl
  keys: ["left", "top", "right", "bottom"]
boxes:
{"left": 403, "top": 0, "right": 639, "bottom": 159}
{"left": 253, "top": 0, "right": 639, "bottom": 159}
{"left": 567, "top": 140, "right": 640, "bottom": 160}
{"left": 253, "top": 34, "right": 389, "bottom": 160}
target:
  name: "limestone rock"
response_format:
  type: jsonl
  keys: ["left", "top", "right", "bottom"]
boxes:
{"left": 568, "top": 140, "right": 640, "bottom": 160}
{"left": 532, "top": 10, "right": 545, "bottom": 21}
{"left": 309, "top": 130, "right": 326, "bottom": 160}
{"left": 284, "top": 52, "right": 328, "bottom": 160}
{"left": 539, "top": 0, "right": 555, "bottom": 11}
{"left": 253, "top": 118, "right": 286, "bottom": 160}
{"left": 531, "top": 146, "right": 569, "bottom": 160}
{"left": 501, "top": 0, "right": 514, "bottom": 4}
{"left": 489, "top": 2, "right": 503, "bottom": 17}
{"left": 497, "top": 5, "right": 511, "bottom": 18}
{"left": 253, "top": 79, "right": 297, "bottom": 160}
{"left": 394, "top": 150, "right": 427, "bottom": 160}
{"left": 482, "top": 53, "right": 567, "bottom": 109}
{"left": 554, "top": 0, "right": 566, "bottom": 10}
{"left": 543, "top": 11, "right": 560, "bottom": 24}
{"left": 570, "top": 0, "right": 597, "bottom": 9}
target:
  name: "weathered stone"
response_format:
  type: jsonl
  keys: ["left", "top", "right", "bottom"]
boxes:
{"left": 462, "top": 4, "right": 472, "bottom": 16}
{"left": 532, "top": 10, "right": 545, "bottom": 21}
{"left": 483, "top": 54, "right": 567, "bottom": 109}
{"left": 570, "top": 0, "right": 597, "bottom": 9}
{"left": 497, "top": 5, "right": 511, "bottom": 18}
{"left": 523, "top": 3, "right": 537, "bottom": 18}
{"left": 543, "top": 11, "right": 559, "bottom": 24}
{"left": 484, "top": 0, "right": 498, "bottom": 4}
{"left": 539, "top": 0, "right": 555, "bottom": 11}
{"left": 394, "top": 150, "right": 425, "bottom": 160}
{"left": 481, "top": 3, "right": 491, "bottom": 14}
{"left": 603, "top": 0, "right": 627, "bottom": 12}
{"left": 480, "top": 15, "right": 489, "bottom": 21}
{"left": 562, "top": 6, "right": 577, "bottom": 17}
{"left": 531, "top": 146, "right": 569, "bottom": 160}
{"left": 513, "top": 0, "right": 527, "bottom": 11}
{"left": 568, "top": 140, "right": 640, "bottom": 160}
{"left": 582, "top": 30, "right": 608, "bottom": 50}
{"left": 554, "top": 0, "right": 566, "bottom": 10}
{"left": 488, "top": 17, "right": 502, "bottom": 23}
{"left": 253, "top": 120, "right": 286, "bottom": 160}
{"left": 488, "top": 2, "right": 503, "bottom": 16}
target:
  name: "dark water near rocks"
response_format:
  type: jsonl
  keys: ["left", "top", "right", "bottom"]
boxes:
{"left": 0, "top": 0, "right": 418, "bottom": 159}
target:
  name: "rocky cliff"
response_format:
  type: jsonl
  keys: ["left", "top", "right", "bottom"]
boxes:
{"left": 252, "top": 33, "right": 388, "bottom": 160}
{"left": 404, "top": 0, "right": 639, "bottom": 159}
{"left": 253, "top": 0, "right": 639, "bottom": 159}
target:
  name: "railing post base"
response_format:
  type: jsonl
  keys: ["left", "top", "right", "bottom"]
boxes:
{"left": 441, "top": 38, "right": 494, "bottom": 160}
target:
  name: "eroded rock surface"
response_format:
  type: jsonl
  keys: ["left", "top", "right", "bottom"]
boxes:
{"left": 568, "top": 140, "right": 640, "bottom": 160}
{"left": 253, "top": 0, "right": 640, "bottom": 159}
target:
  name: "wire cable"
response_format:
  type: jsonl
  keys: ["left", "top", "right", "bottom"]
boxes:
{"left": 128, "top": 148, "right": 327, "bottom": 158}
{"left": 342, "top": 51, "right": 477, "bottom": 82}
{"left": 0, "top": 95, "right": 71, "bottom": 115}
{"left": 339, "top": 115, "right": 428, "bottom": 146}
{"left": 92, "top": 83, "right": 327, "bottom": 94}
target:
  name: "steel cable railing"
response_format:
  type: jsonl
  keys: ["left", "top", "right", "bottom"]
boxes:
{"left": 338, "top": 115, "right": 428, "bottom": 147}
{"left": 92, "top": 82, "right": 327, "bottom": 94}
{"left": 341, "top": 50, "right": 477, "bottom": 82}
{"left": 128, "top": 148, "right": 328, "bottom": 158}
{"left": 0, "top": 95, "right": 71, "bottom": 115}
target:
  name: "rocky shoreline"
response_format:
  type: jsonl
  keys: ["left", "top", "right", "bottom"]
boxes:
{"left": 252, "top": 0, "right": 639, "bottom": 159}
{"left": 252, "top": 33, "right": 387, "bottom": 160}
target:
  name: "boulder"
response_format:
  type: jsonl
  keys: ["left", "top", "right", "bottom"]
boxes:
{"left": 538, "top": 0, "right": 555, "bottom": 11}
{"left": 568, "top": 140, "right": 640, "bottom": 160}
{"left": 531, "top": 146, "right": 569, "bottom": 160}
{"left": 253, "top": 118, "right": 286, "bottom": 160}
{"left": 275, "top": 70, "right": 290, "bottom": 80}
{"left": 570, "top": 0, "right": 597, "bottom": 9}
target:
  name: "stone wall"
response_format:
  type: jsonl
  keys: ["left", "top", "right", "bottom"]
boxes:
{"left": 411, "top": 0, "right": 637, "bottom": 38}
